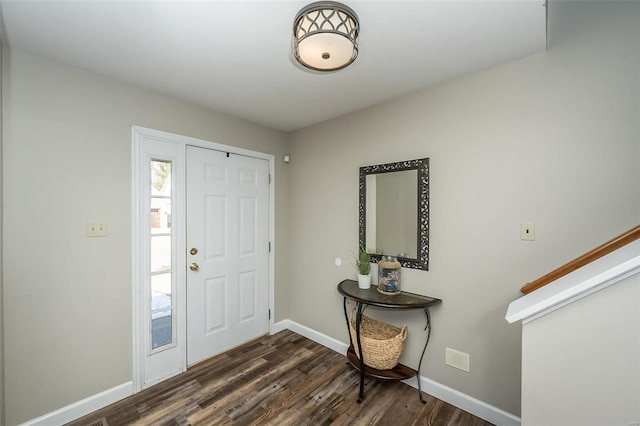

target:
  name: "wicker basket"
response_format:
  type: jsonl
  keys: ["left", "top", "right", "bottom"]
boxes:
{"left": 349, "top": 312, "right": 408, "bottom": 370}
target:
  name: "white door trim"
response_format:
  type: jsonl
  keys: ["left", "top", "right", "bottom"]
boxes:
{"left": 131, "top": 128, "right": 188, "bottom": 391}
{"left": 131, "top": 126, "right": 275, "bottom": 393}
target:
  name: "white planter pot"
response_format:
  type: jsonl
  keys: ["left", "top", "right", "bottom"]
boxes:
{"left": 357, "top": 273, "right": 372, "bottom": 289}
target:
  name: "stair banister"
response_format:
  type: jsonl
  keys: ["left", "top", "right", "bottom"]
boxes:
{"left": 521, "top": 225, "right": 640, "bottom": 295}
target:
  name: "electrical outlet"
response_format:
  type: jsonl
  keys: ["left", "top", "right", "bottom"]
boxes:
{"left": 86, "top": 221, "right": 108, "bottom": 237}
{"left": 445, "top": 347, "right": 470, "bottom": 372}
{"left": 520, "top": 222, "right": 535, "bottom": 241}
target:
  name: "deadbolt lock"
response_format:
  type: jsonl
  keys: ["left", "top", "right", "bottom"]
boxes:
{"left": 190, "top": 247, "right": 198, "bottom": 255}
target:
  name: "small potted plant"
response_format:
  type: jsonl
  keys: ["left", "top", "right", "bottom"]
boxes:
{"left": 355, "top": 246, "right": 372, "bottom": 289}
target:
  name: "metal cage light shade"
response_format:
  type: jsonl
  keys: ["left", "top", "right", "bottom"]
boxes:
{"left": 293, "top": 1, "right": 359, "bottom": 72}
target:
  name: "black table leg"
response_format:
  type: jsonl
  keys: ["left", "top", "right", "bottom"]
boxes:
{"left": 355, "top": 302, "right": 366, "bottom": 402}
{"left": 342, "top": 297, "right": 353, "bottom": 348}
{"left": 416, "top": 307, "right": 432, "bottom": 404}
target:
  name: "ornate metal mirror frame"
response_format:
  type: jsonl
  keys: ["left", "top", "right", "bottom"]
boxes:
{"left": 359, "top": 158, "right": 429, "bottom": 270}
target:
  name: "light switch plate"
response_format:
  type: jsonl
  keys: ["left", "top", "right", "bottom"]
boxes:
{"left": 86, "top": 221, "right": 108, "bottom": 237}
{"left": 520, "top": 222, "right": 535, "bottom": 241}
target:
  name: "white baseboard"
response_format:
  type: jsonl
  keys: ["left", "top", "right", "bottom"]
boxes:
{"left": 19, "top": 382, "right": 133, "bottom": 426}
{"left": 273, "top": 319, "right": 349, "bottom": 355}
{"left": 404, "top": 376, "right": 521, "bottom": 426}
{"left": 273, "top": 319, "right": 521, "bottom": 426}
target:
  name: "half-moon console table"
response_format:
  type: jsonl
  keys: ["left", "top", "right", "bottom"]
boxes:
{"left": 337, "top": 279, "right": 442, "bottom": 403}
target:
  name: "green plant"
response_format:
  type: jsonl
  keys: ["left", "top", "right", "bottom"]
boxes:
{"left": 355, "top": 246, "right": 371, "bottom": 275}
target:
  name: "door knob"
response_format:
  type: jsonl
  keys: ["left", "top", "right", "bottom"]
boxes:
{"left": 189, "top": 263, "right": 199, "bottom": 271}
{"left": 190, "top": 247, "right": 198, "bottom": 255}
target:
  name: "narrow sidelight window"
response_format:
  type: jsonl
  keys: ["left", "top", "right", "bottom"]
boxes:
{"left": 150, "top": 160, "right": 174, "bottom": 350}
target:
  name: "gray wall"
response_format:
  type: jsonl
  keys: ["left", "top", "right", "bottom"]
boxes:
{"left": 0, "top": 42, "right": 4, "bottom": 425}
{"left": 287, "top": 1, "right": 640, "bottom": 416}
{"left": 2, "top": 49, "right": 290, "bottom": 425}
{"left": 522, "top": 273, "right": 640, "bottom": 425}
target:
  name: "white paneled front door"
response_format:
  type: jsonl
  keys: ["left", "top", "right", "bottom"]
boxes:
{"left": 186, "top": 146, "right": 270, "bottom": 366}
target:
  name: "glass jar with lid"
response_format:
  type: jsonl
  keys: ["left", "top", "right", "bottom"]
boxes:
{"left": 377, "top": 255, "right": 401, "bottom": 295}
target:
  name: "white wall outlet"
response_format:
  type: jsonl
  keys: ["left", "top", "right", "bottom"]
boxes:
{"left": 520, "top": 222, "right": 535, "bottom": 241}
{"left": 86, "top": 221, "right": 108, "bottom": 237}
{"left": 445, "top": 347, "right": 470, "bottom": 372}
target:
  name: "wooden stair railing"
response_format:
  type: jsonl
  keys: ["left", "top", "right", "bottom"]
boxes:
{"left": 521, "top": 224, "right": 640, "bottom": 294}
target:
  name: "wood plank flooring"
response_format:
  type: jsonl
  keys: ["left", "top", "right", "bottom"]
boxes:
{"left": 67, "top": 330, "right": 494, "bottom": 426}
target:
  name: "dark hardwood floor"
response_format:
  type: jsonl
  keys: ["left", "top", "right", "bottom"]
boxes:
{"left": 67, "top": 330, "right": 494, "bottom": 426}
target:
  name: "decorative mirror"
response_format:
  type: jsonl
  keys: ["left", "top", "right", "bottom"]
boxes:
{"left": 359, "top": 158, "right": 429, "bottom": 270}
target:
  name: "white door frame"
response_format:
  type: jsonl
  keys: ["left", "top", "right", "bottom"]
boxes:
{"left": 131, "top": 126, "right": 276, "bottom": 393}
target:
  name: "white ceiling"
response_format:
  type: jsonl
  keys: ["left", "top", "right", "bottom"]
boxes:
{"left": 0, "top": 0, "right": 547, "bottom": 132}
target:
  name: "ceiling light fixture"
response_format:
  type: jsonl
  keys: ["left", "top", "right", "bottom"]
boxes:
{"left": 293, "top": 1, "right": 359, "bottom": 72}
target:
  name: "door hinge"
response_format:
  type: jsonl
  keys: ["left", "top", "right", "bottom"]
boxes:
{"left": 268, "top": 309, "right": 271, "bottom": 320}
{"left": 268, "top": 242, "right": 271, "bottom": 252}
{"left": 269, "top": 174, "right": 271, "bottom": 184}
